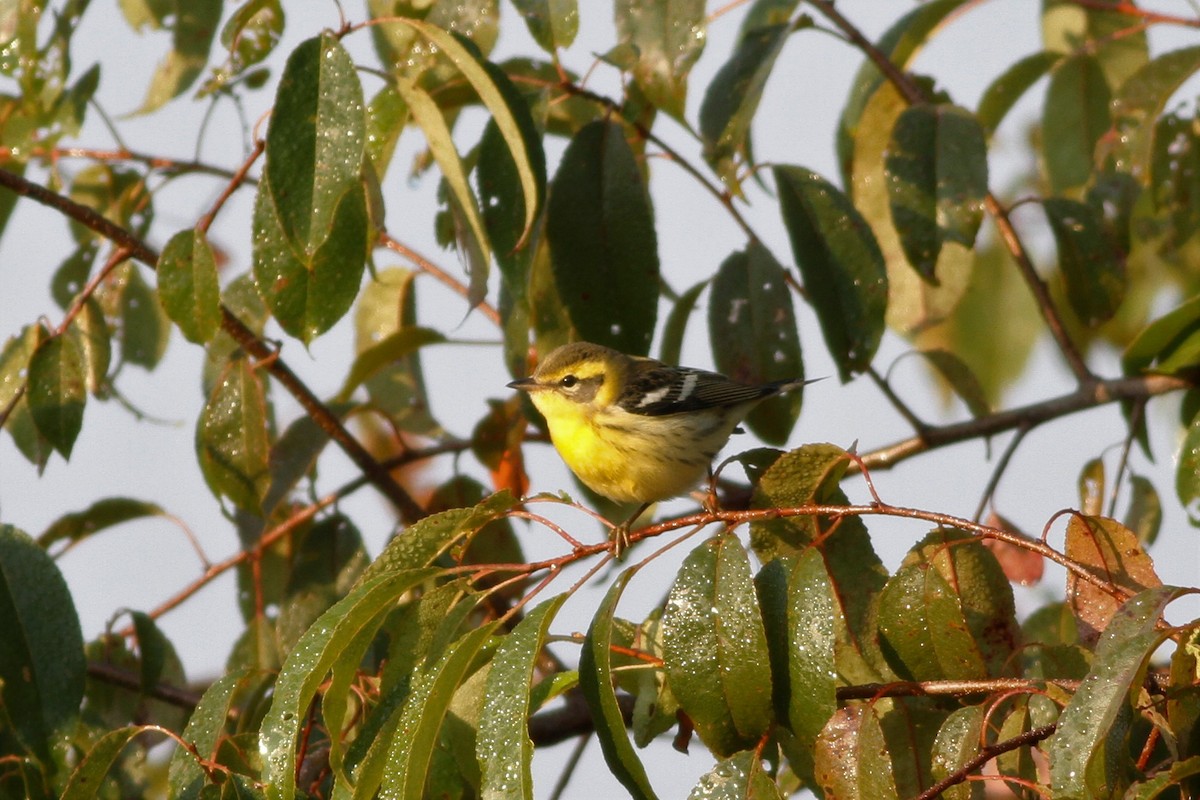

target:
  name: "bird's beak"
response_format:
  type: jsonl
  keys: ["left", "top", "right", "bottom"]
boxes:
{"left": 507, "top": 377, "right": 538, "bottom": 391}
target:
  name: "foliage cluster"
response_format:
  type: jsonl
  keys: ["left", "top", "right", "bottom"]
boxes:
{"left": 1, "top": 1, "right": 1200, "bottom": 798}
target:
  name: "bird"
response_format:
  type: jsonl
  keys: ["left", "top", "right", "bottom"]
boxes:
{"left": 507, "top": 341, "right": 814, "bottom": 555}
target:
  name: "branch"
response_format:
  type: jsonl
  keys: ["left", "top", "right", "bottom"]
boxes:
{"left": 858, "top": 373, "right": 1189, "bottom": 471}
{"left": 0, "top": 167, "right": 426, "bottom": 523}
{"left": 86, "top": 660, "right": 204, "bottom": 710}
{"left": 912, "top": 723, "right": 1057, "bottom": 800}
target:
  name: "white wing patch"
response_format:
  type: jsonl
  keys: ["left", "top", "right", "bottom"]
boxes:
{"left": 637, "top": 385, "right": 671, "bottom": 407}
{"left": 677, "top": 371, "right": 700, "bottom": 402}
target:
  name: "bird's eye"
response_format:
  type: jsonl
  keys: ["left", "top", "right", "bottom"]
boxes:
{"left": 560, "top": 374, "right": 578, "bottom": 389}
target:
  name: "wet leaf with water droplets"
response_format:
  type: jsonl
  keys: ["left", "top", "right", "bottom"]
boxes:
{"left": 1044, "top": 197, "right": 1126, "bottom": 326}
{"left": 195, "top": 357, "right": 270, "bottom": 513}
{"left": 1065, "top": 515, "right": 1162, "bottom": 645}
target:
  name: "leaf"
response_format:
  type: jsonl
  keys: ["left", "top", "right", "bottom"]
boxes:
{"left": 379, "top": 621, "right": 499, "bottom": 800}
{"left": 196, "top": 357, "right": 270, "bottom": 513}
{"left": 1048, "top": 587, "right": 1191, "bottom": 799}
{"left": 884, "top": 104, "right": 988, "bottom": 282}
{"left": 260, "top": 569, "right": 438, "bottom": 800}
{"left": 134, "top": 0, "right": 222, "bottom": 113}
{"left": 0, "top": 525, "right": 86, "bottom": 762}
{"left": 659, "top": 279, "right": 708, "bottom": 367}
{"left": 511, "top": 0, "right": 578, "bottom": 52}
{"left": 1178, "top": 410, "right": 1200, "bottom": 525}
{"left": 929, "top": 706, "right": 984, "bottom": 800}
{"left": 813, "top": 705, "right": 899, "bottom": 800}
{"left": 1065, "top": 515, "right": 1163, "bottom": 645}
{"left": 547, "top": 120, "right": 660, "bottom": 355}
{"left": 578, "top": 567, "right": 659, "bottom": 800}
{"left": 1042, "top": 54, "right": 1111, "bottom": 194}
{"left": 476, "top": 595, "right": 567, "bottom": 800}
{"left": 60, "top": 725, "right": 147, "bottom": 799}
{"left": 38, "top": 497, "right": 168, "bottom": 551}
{"left": 687, "top": 750, "right": 784, "bottom": 799}
{"left": 708, "top": 244, "right": 804, "bottom": 444}
{"left": 662, "top": 534, "right": 773, "bottom": 758}
{"left": 157, "top": 228, "right": 222, "bottom": 344}
{"left": 71, "top": 299, "right": 111, "bottom": 394}
{"left": 977, "top": 50, "right": 1063, "bottom": 134}
{"left": 264, "top": 33, "right": 365, "bottom": 256}
{"left": 394, "top": 75, "right": 492, "bottom": 306}
{"left": 615, "top": 0, "right": 706, "bottom": 120}
{"left": 1043, "top": 197, "right": 1126, "bottom": 325}
{"left": 1123, "top": 474, "right": 1162, "bottom": 546}
{"left": 757, "top": 550, "right": 836, "bottom": 786}
{"left": 877, "top": 528, "right": 1020, "bottom": 681}
{"left": 918, "top": 349, "right": 991, "bottom": 417}
{"left": 1042, "top": 0, "right": 1148, "bottom": 90}
{"left": 169, "top": 668, "right": 267, "bottom": 797}
{"left": 27, "top": 331, "right": 86, "bottom": 458}
{"left": 750, "top": 443, "right": 889, "bottom": 684}
{"left": 1078, "top": 457, "right": 1105, "bottom": 517}
{"left": 356, "top": 492, "right": 523, "bottom": 585}
{"left": 699, "top": 22, "right": 791, "bottom": 189}
{"left": 1123, "top": 294, "right": 1200, "bottom": 378}
{"left": 774, "top": 165, "right": 887, "bottom": 381}
{"left": 118, "top": 262, "right": 171, "bottom": 370}
{"left": 336, "top": 326, "right": 446, "bottom": 404}
{"left": 1109, "top": 46, "right": 1200, "bottom": 181}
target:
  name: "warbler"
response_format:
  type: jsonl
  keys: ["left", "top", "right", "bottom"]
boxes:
{"left": 507, "top": 341, "right": 814, "bottom": 553}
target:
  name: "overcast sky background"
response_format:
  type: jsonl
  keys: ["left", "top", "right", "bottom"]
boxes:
{"left": 2, "top": 1, "right": 1199, "bottom": 795}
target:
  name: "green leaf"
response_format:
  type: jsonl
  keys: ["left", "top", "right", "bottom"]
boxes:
{"left": 71, "top": 299, "right": 111, "bottom": 395}
{"left": 1048, "top": 587, "right": 1191, "bottom": 799}
{"left": 196, "top": 357, "right": 270, "bottom": 513}
{"left": 751, "top": 444, "right": 890, "bottom": 684}
{"left": 27, "top": 331, "right": 86, "bottom": 458}
{"left": 252, "top": 170, "right": 369, "bottom": 343}
{"left": 1123, "top": 294, "right": 1200, "bottom": 378}
{"left": 394, "top": 75, "right": 492, "bottom": 306}
{"left": 884, "top": 104, "right": 988, "bottom": 281}
{"left": 929, "top": 706, "right": 984, "bottom": 800}
{"left": 38, "top": 497, "right": 168, "bottom": 551}
{"left": 877, "top": 528, "right": 1020, "bottom": 681}
{"left": 357, "top": 492, "right": 523, "bottom": 584}
{"left": 169, "top": 668, "right": 267, "bottom": 798}
{"left": 1042, "top": 0, "right": 1148, "bottom": 90}
{"left": 615, "top": 0, "right": 705, "bottom": 120}
{"left": 477, "top": 595, "right": 567, "bottom": 800}
{"left": 336, "top": 326, "right": 446, "bottom": 404}
{"left": 0, "top": 525, "right": 86, "bottom": 761}
{"left": 265, "top": 33, "right": 365, "bottom": 256}
{"left": 547, "top": 120, "right": 660, "bottom": 355}
{"left": 1178, "top": 410, "right": 1200, "bottom": 525}
{"left": 260, "top": 569, "right": 438, "bottom": 800}
{"left": 117, "top": 262, "right": 171, "bottom": 370}
{"left": 1042, "top": 54, "right": 1111, "bottom": 194}
{"left": 1109, "top": 46, "right": 1200, "bottom": 181}
{"left": 61, "top": 725, "right": 147, "bottom": 799}
{"left": 134, "top": 0, "right": 222, "bottom": 113}
{"left": 836, "top": 0, "right": 967, "bottom": 186}
{"left": 917, "top": 349, "right": 991, "bottom": 417}
{"left": 977, "top": 51, "right": 1063, "bottom": 134}
{"left": 220, "top": 0, "right": 284, "bottom": 74}
{"left": 511, "top": 0, "right": 578, "bottom": 52}
{"left": 659, "top": 278, "right": 708, "bottom": 366}
{"left": 579, "top": 566, "right": 659, "bottom": 800}
{"left": 1123, "top": 474, "right": 1162, "bottom": 546}
{"left": 663, "top": 534, "right": 773, "bottom": 757}
{"left": 774, "top": 165, "right": 887, "bottom": 381}
{"left": 699, "top": 22, "right": 791, "bottom": 189}
{"left": 688, "top": 749, "right": 784, "bottom": 799}
{"left": 757, "top": 550, "right": 836, "bottom": 786}
{"left": 0, "top": 328, "right": 51, "bottom": 471}
{"left": 1043, "top": 197, "right": 1125, "bottom": 325}
{"left": 379, "top": 620, "right": 499, "bottom": 800}
{"left": 365, "top": 85, "right": 408, "bottom": 177}
{"left": 708, "top": 244, "right": 803, "bottom": 444}
{"left": 158, "top": 228, "right": 221, "bottom": 344}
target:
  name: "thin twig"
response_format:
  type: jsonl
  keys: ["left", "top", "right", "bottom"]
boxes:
{"left": 196, "top": 138, "right": 264, "bottom": 234}
{"left": 973, "top": 423, "right": 1031, "bottom": 522}
{"left": 379, "top": 232, "right": 501, "bottom": 325}
{"left": 911, "top": 724, "right": 1057, "bottom": 800}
